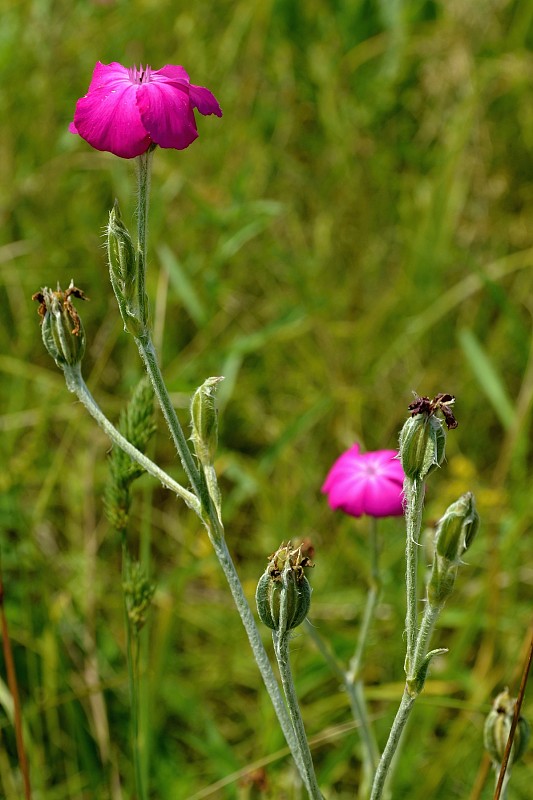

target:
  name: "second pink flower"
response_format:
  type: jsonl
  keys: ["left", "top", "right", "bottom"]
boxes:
{"left": 322, "top": 444, "right": 405, "bottom": 518}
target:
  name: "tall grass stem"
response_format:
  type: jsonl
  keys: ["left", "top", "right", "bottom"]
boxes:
{"left": 346, "top": 518, "right": 381, "bottom": 793}
{"left": 0, "top": 555, "right": 32, "bottom": 800}
{"left": 122, "top": 544, "right": 146, "bottom": 800}
{"left": 493, "top": 628, "right": 533, "bottom": 799}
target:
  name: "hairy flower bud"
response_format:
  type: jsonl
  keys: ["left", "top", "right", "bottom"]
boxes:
{"left": 107, "top": 201, "right": 146, "bottom": 335}
{"left": 256, "top": 542, "right": 313, "bottom": 633}
{"left": 435, "top": 492, "right": 479, "bottom": 563}
{"left": 399, "top": 414, "right": 446, "bottom": 482}
{"left": 108, "top": 200, "right": 136, "bottom": 295}
{"left": 427, "top": 493, "right": 479, "bottom": 608}
{"left": 190, "top": 377, "right": 224, "bottom": 467}
{"left": 33, "top": 282, "right": 87, "bottom": 368}
{"left": 484, "top": 689, "right": 530, "bottom": 767}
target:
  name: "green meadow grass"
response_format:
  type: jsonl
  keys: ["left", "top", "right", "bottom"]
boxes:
{"left": 1, "top": 0, "right": 532, "bottom": 797}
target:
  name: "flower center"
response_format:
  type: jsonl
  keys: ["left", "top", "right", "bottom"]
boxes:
{"left": 363, "top": 464, "right": 379, "bottom": 477}
{"left": 128, "top": 65, "right": 152, "bottom": 84}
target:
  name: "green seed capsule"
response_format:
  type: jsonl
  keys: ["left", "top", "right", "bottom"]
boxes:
{"left": 34, "top": 282, "right": 87, "bottom": 368}
{"left": 256, "top": 570, "right": 312, "bottom": 632}
{"left": 255, "top": 542, "right": 314, "bottom": 633}
{"left": 484, "top": 689, "right": 530, "bottom": 767}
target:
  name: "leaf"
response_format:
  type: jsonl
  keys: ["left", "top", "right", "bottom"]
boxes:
{"left": 158, "top": 243, "right": 207, "bottom": 327}
{"left": 458, "top": 328, "right": 516, "bottom": 429}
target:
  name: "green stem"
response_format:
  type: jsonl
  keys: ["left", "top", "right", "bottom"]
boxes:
{"left": 305, "top": 522, "right": 382, "bottom": 797}
{"left": 410, "top": 603, "right": 441, "bottom": 680}
{"left": 62, "top": 366, "right": 200, "bottom": 514}
{"left": 133, "top": 151, "right": 208, "bottom": 510}
{"left": 135, "top": 333, "right": 209, "bottom": 512}
{"left": 370, "top": 479, "right": 426, "bottom": 799}
{"left": 139, "top": 488, "right": 153, "bottom": 793}
{"left": 210, "top": 535, "right": 307, "bottom": 783}
{"left": 132, "top": 632, "right": 144, "bottom": 799}
{"left": 370, "top": 688, "right": 415, "bottom": 800}
{"left": 348, "top": 518, "right": 380, "bottom": 682}
{"left": 403, "top": 477, "right": 425, "bottom": 677}
{"left": 353, "top": 683, "right": 379, "bottom": 797}
{"left": 135, "top": 150, "right": 153, "bottom": 329}
{"left": 61, "top": 365, "right": 307, "bottom": 782}
{"left": 304, "top": 620, "right": 345, "bottom": 684}
{"left": 126, "top": 152, "right": 310, "bottom": 785}
{"left": 132, "top": 162, "right": 307, "bottom": 776}
{"left": 304, "top": 618, "right": 379, "bottom": 782}
{"left": 273, "top": 566, "right": 323, "bottom": 800}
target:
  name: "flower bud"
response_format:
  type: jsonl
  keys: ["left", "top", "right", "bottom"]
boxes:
{"left": 427, "top": 493, "right": 479, "bottom": 608}
{"left": 399, "top": 414, "right": 446, "bottom": 482}
{"left": 435, "top": 492, "right": 479, "bottom": 563}
{"left": 484, "top": 689, "right": 530, "bottom": 767}
{"left": 427, "top": 556, "right": 457, "bottom": 608}
{"left": 190, "top": 377, "right": 224, "bottom": 467}
{"left": 256, "top": 542, "right": 313, "bottom": 633}
{"left": 107, "top": 200, "right": 136, "bottom": 295}
{"left": 33, "top": 282, "right": 87, "bottom": 368}
{"left": 107, "top": 201, "right": 145, "bottom": 335}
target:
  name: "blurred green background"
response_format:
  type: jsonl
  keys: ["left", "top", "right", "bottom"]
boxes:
{"left": 1, "top": 0, "right": 533, "bottom": 797}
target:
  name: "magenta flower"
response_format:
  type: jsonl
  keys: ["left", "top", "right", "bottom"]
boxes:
{"left": 69, "top": 62, "right": 222, "bottom": 159}
{"left": 322, "top": 444, "right": 405, "bottom": 518}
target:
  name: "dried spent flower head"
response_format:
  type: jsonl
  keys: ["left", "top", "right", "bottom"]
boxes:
{"left": 408, "top": 392, "right": 458, "bottom": 430}
{"left": 69, "top": 61, "right": 222, "bottom": 159}
{"left": 399, "top": 391, "right": 459, "bottom": 481}
{"left": 322, "top": 445, "right": 405, "bottom": 518}
{"left": 255, "top": 542, "right": 314, "bottom": 632}
{"left": 32, "top": 282, "right": 88, "bottom": 368}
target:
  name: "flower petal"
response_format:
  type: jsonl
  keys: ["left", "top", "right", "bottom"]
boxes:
{"left": 137, "top": 79, "right": 199, "bottom": 151}
{"left": 189, "top": 84, "right": 223, "bottom": 117}
{"left": 325, "top": 476, "right": 365, "bottom": 517}
{"left": 361, "top": 477, "right": 404, "bottom": 517}
{"left": 71, "top": 62, "right": 151, "bottom": 158}
{"left": 155, "top": 66, "right": 222, "bottom": 117}
{"left": 155, "top": 65, "right": 192, "bottom": 86}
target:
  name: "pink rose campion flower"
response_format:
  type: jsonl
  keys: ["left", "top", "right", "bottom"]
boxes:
{"left": 322, "top": 444, "right": 405, "bottom": 518}
{"left": 69, "top": 62, "right": 222, "bottom": 159}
